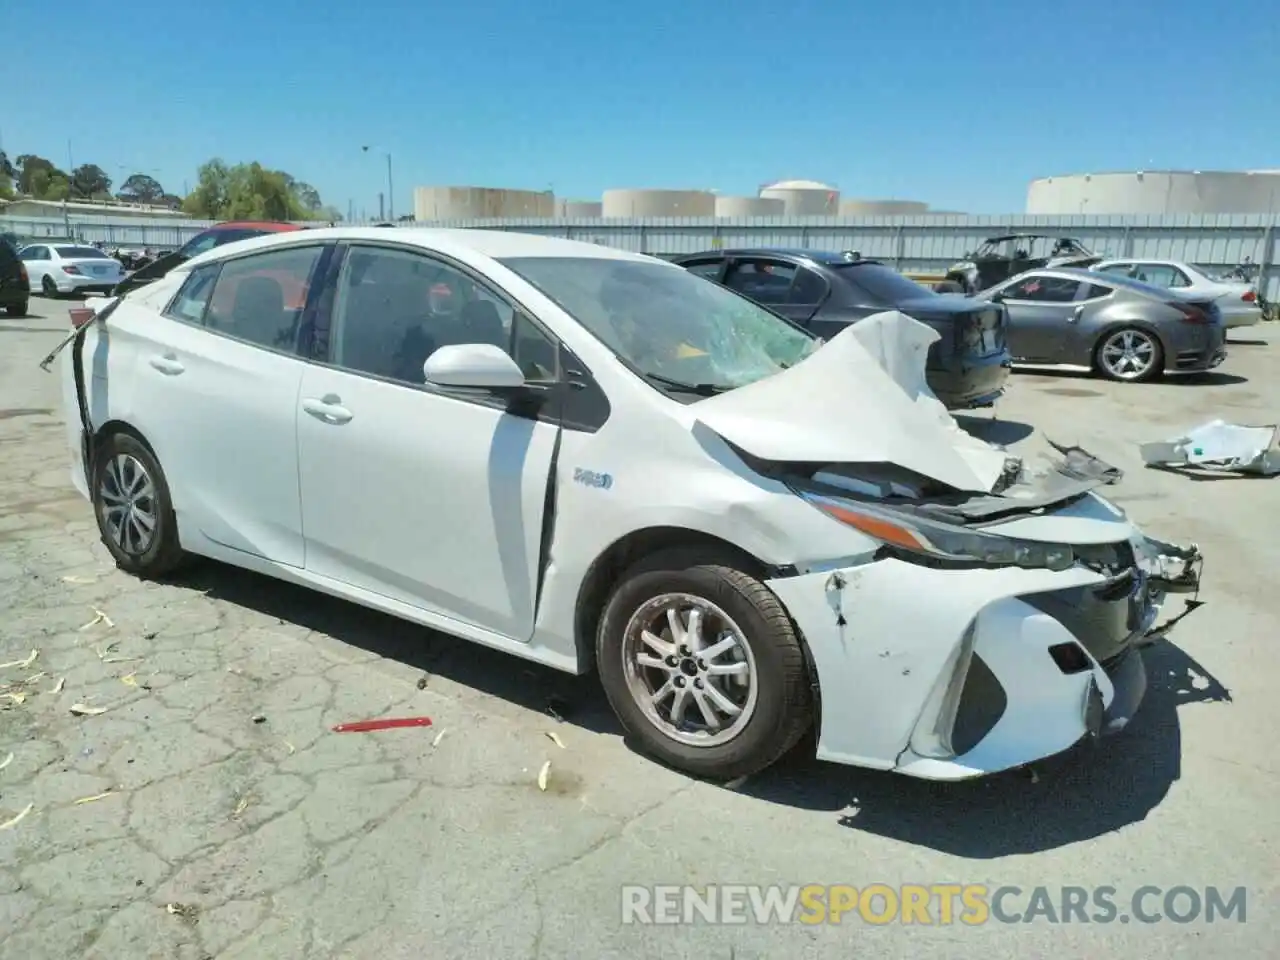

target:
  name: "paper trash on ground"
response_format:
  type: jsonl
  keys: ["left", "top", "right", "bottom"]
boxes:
{"left": 1140, "top": 420, "right": 1280, "bottom": 477}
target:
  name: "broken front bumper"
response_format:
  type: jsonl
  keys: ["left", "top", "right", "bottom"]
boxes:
{"left": 765, "top": 538, "right": 1201, "bottom": 781}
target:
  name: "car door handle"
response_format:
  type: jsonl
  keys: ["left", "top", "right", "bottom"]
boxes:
{"left": 301, "top": 395, "right": 353, "bottom": 424}
{"left": 148, "top": 353, "right": 185, "bottom": 375}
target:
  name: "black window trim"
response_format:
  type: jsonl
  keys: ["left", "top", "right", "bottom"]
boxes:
{"left": 157, "top": 240, "right": 334, "bottom": 360}
{"left": 1000, "top": 273, "right": 1083, "bottom": 303}
{"left": 307, "top": 239, "right": 612, "bottom": 432}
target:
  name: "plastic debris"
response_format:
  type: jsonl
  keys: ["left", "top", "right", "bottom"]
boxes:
{"left": 74, "top": 791, "right": 114, "bottom": 805}
{"left": 432, "top": 729, "right": 446, "bottom": 748}
{"left": 1140, "top": 420, "right": 1280, "bottom": 477}
{"left": 164, "top": 902, "right": 201, "bottom": 924}
{"left": 0, "top": 803, "right": 33, "bottom": 831}
{"left": 2, "top": 693, "right": 26, "bottom": 705}
{"left": 537, "top": 760, "right": 551, "bottom": 791}
{"left": 49, "top": 677, "right": 65, "bottom": 694}
{"left": 24, "top": 672, "right": 46, "bottom": 685}
{"left": 0, "top": 752, "right": 12, "bottom": 771}
{"left": 78, "top": 609, "right": 114, "bottom": 631}
{"left": 70, "top": 703, "right": 108, "bottom": 716}
{"left": 60, "top": 575, "right": 97, "bottom": 584}
{"left": 332, "top": 716, "right": 432, "bottom": 733}
{"left": 231, "top": 795, "right": 252, "bottom": 819}
{"left": 282, "top": 740, "right": 296, "bottom": 755}
{"left": 545, "top": 731, "right": 566, "bottom": 750}
{"left": 0, "top": 650, "right": 38, "bottom": 670}
{"left": 251, "top": 714, "right": 266, "bottom": 724}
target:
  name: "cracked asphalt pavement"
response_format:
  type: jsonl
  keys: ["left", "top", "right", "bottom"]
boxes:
{"left": 1, "top": 300, "right": 1277, "bottom": 958}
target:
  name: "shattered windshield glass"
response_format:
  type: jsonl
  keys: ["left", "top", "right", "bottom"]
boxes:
{"left": 499, "top": 256, "right": 820, "bottom": 393}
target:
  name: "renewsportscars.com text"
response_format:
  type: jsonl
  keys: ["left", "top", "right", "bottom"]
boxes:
{"left": 621, "top": 884, "right": 1247, "bottom": 926}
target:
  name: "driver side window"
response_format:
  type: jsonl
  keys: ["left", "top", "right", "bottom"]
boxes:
{"left": 1003, "top": 275, "right": 1081, "bottom": 302}
{"left": 328, "top": 246, "right": 558, "bottom": 387}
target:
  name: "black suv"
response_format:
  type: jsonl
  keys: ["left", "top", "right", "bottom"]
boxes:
{"left": 674, "top": 248, "right": 1011, "bottom": 409}
{"left": 0, "top": 235, "right": 30, "bottom": 317}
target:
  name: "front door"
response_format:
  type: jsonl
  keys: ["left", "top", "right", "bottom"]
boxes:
{"left": 117, "top": 242, "right": 329, "bottom": 566}
{"left": 997, "top": 274, "right": 1084, "bottom": 362}
{"left": 295, "top": 242, "right": 561, "bottom": 641}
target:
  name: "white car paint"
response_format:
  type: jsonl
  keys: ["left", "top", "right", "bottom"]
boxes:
{"left": 1092, "top": 258, "right": 1262, "bottom": 328}
{"left": 19, "top": 243, "right": 125, "bottom": 295}
{"left": 58, "top": 227, "right": 1200, "bottom": 781}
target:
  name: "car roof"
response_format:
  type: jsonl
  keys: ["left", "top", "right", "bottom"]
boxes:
{"left": 679, "top": 247, "right": 882, "bottom": 266}
{"left": 210, "top": 221, "right": 302, "bottom": 233}
{"left": 1095, "top": 257, "right": 1200, "bottom": 270}
{"left": 1020, "top": 266, "right": 1165, "bottom": 295}
{"left": 183, "top": 226, "right": 662, "bottom": 269}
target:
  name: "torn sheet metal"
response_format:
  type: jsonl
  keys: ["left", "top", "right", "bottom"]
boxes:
{"left": 1140, "top": 420, "right": 1280, "bottom": 477}
{"left": 691, "top": 312, "right": 1014, "bottom": 494}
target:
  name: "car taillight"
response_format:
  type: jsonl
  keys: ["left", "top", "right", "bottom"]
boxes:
{"left": 69, "top": 306, "right": 95, "bottom": 328}
{"left": 18, "top": 264, "right": 27, "bottom": 282}
{"left": 1242, "top": 290, "right": 1257, "bottom": 302}
{"left": 1171, "top": 302, "right": 1210, "bottom": 324}
{"left": 62, "top": 264, "right": 82, "bottom": 275}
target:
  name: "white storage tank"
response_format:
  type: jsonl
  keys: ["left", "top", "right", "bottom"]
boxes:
{"left": 555, "top": 199, "right": 603, "bottom": 218}
{"left": 413, "top": 186, "right": 555, "bottom": 220}
{"left": 714, "top": 196, "right": 785, "bottom": 217}
{"left": 838, "top": 199, "right": 930, "bottom": 216}
{"left": 758, "top": 179, "right": 839, "bottom": 216}
{"left": 1027, "top": 171, "right": 1280, "bottom": 214}
{"left": 601, "top": 189, "right": 716, "bottom": 217}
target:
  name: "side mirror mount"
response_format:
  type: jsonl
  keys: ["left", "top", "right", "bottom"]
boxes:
{"left": 424, "top": 343, "right": 528, "bottom": 390}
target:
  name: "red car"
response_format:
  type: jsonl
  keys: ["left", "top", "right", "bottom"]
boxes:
{"left": 111, "top": 221, "right": 304, "bottom": 297}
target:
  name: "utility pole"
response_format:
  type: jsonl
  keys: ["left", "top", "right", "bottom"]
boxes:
{"left": 362, "top": 145, "right": 394, "bottom": 220}
{"left": 378, "top": 192, "right": 385, "bottom": 221}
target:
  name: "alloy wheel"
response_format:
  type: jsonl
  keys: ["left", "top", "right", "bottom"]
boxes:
{"left": 621, "top": 593, "right": 759, "bottom": 747}
{"left": 1100, "top": 329, "right": 1157, "bottom": 380}
{"left": 98, "top": 453, "right": 158, "bottom": 555}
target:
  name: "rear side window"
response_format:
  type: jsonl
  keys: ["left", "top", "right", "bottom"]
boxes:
{"left": 724, "top": 260, "right": 797, "bottom": 304}
{"left": 789, "top": 267, "right": 828, "bottom": 305}
{"left": 1083, "top": 283, "right": 1114, "bottom": 300}
{"left": 204, "top": 246, "right": 324, "bottom": 352}
{"left": 165, "top": 265, "right": 222, "bottom": 324}
{"left": 55, "top": 246, "right": 109, "bottom": 259}
{"left": 681, "top": 258, "right": 724, "bottom": 281}
{"left": 179, "top": 228, "right": 267, "bottom": 259}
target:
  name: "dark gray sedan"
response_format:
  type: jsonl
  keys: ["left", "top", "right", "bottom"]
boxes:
{"left": 975, "top": 268, "right": 1227, "bottom": 382}
{"left": 672, "top": 248, "right": 1011, "bottom": 408}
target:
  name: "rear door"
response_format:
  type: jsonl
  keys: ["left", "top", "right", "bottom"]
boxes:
{"left": 722, "top": 257, "right": 827, "bottom": 326}
{"left": 120, "top": 242, "right": 331, "bottom": 566}
{"left": 679, "top": 256, "right": 727, "bottom": 283}
{"left": 996, "top": 274, "right": 1084, "bottom": 361}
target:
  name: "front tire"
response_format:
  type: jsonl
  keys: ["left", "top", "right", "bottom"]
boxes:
{"left": 91, "top": 432, "right": 186, "bottom": 578}
{"left": 596, "top": 547, "right": 813, "bottom": 780}
{"left": 40, "top": 276, "right": 58, "bottom": 298}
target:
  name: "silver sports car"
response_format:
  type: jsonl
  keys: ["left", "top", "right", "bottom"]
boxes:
{"left": 974, "top": 268, "right": 1226, "bottom": 382}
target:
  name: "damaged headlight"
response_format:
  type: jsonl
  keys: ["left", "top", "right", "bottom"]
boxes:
{"left": 797, "top": 491, "right": 1076, "bottom": 571}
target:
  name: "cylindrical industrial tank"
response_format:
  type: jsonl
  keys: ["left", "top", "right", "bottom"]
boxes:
{"left": 838, "top": 199, "right": 930, "bottom": 216}
{"left": 1026, "top": 171, "right": 1280, "bottom": 214}
{"left": 601, "top": 189, "right": 716, "bottom": 217}
{"left": 413, "top": 186, "right": 555, "bottom": 220}
{"left": 554, "top": 199, "right": 603, "bottom": 218}
{"left": 714, "top": 196, "right": 785, "bottom": 217}
{"left": 758, "top": 179, "right": 839, "bottom": 216}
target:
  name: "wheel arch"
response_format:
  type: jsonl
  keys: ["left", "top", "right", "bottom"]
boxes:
{"left": 1090, "top": 319, "right": 1170, "bottom": 371}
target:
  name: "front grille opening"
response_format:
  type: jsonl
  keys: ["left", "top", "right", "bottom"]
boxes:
{"left": 951, "top": 654, "right": 1006, "bottom": 756}
{"left": 1048, "top": 641, "right": 1091, "bottom": 675}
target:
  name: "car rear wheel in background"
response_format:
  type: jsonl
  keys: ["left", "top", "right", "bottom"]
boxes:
{"left": 596, "top": 547, "right": 813, "bottom": 780}
{"left": 91, "top": 432, "right": 187, "bottom": 578}
{"left": 1094, "top": 326, "right": 1163, "bottom": 382}
{"left": 40, "top": 276, "right": 58, "bottom": 298}
{"left": 4, "top": 300, "right": 25, "bottom": 317}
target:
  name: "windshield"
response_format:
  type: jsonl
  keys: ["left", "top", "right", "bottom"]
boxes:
{"left": 55, "top": 246, "right": 111, "bottom": 260}
{"left": 832, "top": 262, "right": 932, "bottom": 302}
{"left": 500, "top": 256, "right": 820, "bottom": 393}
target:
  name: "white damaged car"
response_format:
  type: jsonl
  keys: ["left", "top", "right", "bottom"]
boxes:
{"left": 47, "top": 228, "right": 1203, "bottom": 781}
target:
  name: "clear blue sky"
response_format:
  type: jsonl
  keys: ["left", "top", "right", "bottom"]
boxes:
{"left": 2, "top": 0, "right": 1274, "bottom": 215}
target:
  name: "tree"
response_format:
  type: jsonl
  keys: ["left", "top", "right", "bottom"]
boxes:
{"left": 71, "top": 164, "right": 112, "bottom": 200}
{"left": 183, "top": 159, "right": 322, "bottom": 221}
{"left": 116, "top": 173, "right": 166, "bottom": 204}
{"left": 15, "top": 155, "right": 67, "bottom": 197}
{"left": 0, "top": 152, "right": 13, "bottom": 200}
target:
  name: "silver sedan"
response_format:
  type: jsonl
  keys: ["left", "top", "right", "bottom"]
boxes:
{"left": 974, "top": 268, "right": 1226, "bottom": 382}
{"left": 1091, "top": 258, "right": 1263, "bottom": 329}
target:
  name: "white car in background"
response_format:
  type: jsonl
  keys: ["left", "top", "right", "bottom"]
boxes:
{"left": 19, "top": 243, "right": 125, "bottom": 297}
{"left": 50, "top": 227, "right": 1202, "bottom": 782}
{"left": 1091, "top": 258, "right": 1262, "bottom": 329}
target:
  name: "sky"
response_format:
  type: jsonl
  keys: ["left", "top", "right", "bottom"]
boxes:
{"left": 2, "top": 0, "right": 1275, "bottom": 216}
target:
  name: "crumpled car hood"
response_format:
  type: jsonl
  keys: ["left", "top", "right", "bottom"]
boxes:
{"left": 691, "top": 311, "right": 1013, "bottom": 493}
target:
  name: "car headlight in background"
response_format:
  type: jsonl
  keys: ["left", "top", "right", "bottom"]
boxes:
{"left": 795, "top": 490, "right": 1076, "bottom": 571}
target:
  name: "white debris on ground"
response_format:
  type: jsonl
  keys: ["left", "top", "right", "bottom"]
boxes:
{"left": 1140, "top": 419, "right": 1280, "bottom": 476}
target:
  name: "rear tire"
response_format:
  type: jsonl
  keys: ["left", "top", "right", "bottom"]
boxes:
{"left": 1094, "top": 326, "right": 1163, "bottom": 382}
{"left": 596, "top": 547, "right": 814, "bottom": 780}
{"left": 91, "top": 432, "right": 187, "bottom": 578}
{"left": 40, "top": 276, "right": 58, "bottom": 298}
{"left": 4, "top": 301, "right": 25, "bottom": 317}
